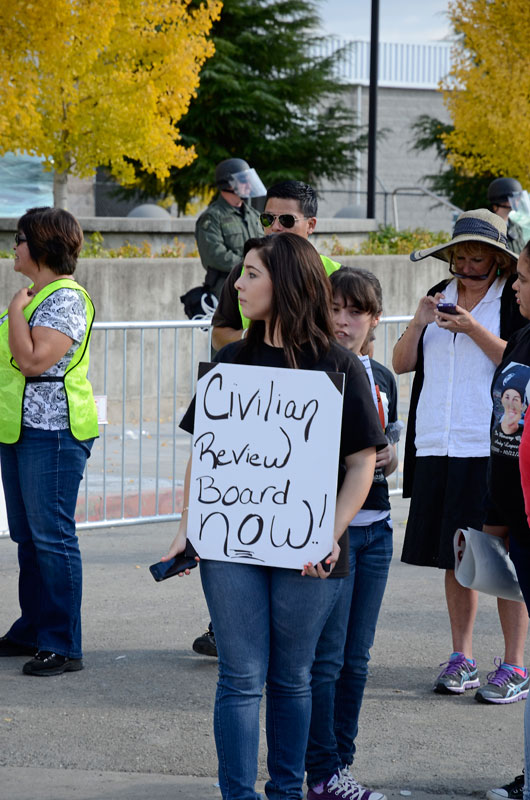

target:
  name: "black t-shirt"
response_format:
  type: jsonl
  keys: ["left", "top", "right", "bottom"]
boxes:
{"left": 489, "top": 323, "right": 530, "bottom": 529}
{"left": 180, "top": 338, "right": 387, "bottom": 577}
{"left": 211, "top": 262, "right": 242, "bottom": 331}
{"left": 361, "top": 360, "right": 398, "bottom": 512}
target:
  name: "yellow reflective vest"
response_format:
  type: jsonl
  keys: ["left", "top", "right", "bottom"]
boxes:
{"left": 0, "top": 279, "right": 99, "bottom": 444}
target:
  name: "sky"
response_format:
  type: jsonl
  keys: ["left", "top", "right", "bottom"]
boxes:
{"left": 318, "top": 0, "right": 452, "bottom": 43}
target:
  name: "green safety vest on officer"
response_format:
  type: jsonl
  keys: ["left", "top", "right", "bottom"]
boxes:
{"left": 0, "top": 279, "right": 99, "bottom": 444}
{"left": 238, "top": 253, "right": 341, "bottom": 329}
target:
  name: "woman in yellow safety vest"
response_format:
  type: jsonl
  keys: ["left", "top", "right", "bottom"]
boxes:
{"left": 0, "top": 207, "right": 98, "bottom": 676}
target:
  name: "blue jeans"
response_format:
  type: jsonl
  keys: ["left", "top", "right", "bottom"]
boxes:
{"left": 199, "top": 559, "right": 343, "bottom": 800}
{"left": 306, "top": 517, "right": 393, "bottom": 787}
{"left": 1, "top": 427, "right": 94, "bottom": 659}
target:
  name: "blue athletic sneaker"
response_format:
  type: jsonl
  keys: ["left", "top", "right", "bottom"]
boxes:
{"left": 475, "top": 659, "right": 529, "bottom": 704}
{"left": 433, "top": 652, "right": 480, "bottom": 694}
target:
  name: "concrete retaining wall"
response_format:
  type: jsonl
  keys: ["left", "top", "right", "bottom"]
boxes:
{"left": 0, "top": 254, "right": 448, "bottom": 320}
{"left": 0, "top": 217, "right": 379, "bottom": 256}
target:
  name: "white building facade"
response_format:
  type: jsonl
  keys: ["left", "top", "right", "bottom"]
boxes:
{"left": 315, "top": 39, "right": 455, "bottom": 232}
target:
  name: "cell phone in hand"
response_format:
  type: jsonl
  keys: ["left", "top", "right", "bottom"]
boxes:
{"left": 149, "top": 554, "right": 198, "bottom": 581}
{"left": 436, "top": 302, "right": 459, "bottom": 315}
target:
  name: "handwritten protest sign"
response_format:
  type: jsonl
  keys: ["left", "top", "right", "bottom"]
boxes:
{"left": 187, "top": 362, "right": 344, "bottom": 569}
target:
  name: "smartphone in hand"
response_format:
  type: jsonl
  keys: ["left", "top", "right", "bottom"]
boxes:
{"left": 436, "top": 303, "right": 459, "bottom": 315}
{"left": 149, "top": 554, "right": 197, "bottom": 581}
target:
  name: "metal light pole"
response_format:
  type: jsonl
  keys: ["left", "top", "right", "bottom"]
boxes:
{"left": 366, "top": 0, "right": 379, "bottom": 219}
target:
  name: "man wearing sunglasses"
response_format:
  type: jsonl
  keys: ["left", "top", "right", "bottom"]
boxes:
{"left": 195, "top": 157, "right": 266, "bottom": 300}
{"left": 209, "top": 180, "right": 341, "bottom": 352}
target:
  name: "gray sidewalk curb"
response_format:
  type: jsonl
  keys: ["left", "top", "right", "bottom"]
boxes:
{"left": 1, "top": 497, "right": 525, "bottom": 800}
{"left": 0, "top": 766, "right": 477, "bottom": 800}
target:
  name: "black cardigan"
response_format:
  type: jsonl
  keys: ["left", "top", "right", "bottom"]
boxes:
{"left": 402, "top": 274, "right": 526, "bottom": 497}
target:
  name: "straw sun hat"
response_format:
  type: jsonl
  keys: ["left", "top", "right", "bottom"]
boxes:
{"left": 410, "top": 208, "right": 518, "bottom": 263}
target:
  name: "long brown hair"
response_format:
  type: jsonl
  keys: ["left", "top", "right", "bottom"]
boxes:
{"left": 241, "top": 233, "right": 335, "bottom": 368}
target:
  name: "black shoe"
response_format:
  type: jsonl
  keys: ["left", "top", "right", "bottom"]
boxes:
{"left": 486, "top": 773, "right": 525, "bottom": 800}
{"left": 192, "top": 624, "right": 218, "bottom": 657}
{"left": 0, "top": 635, "right": 36, "bottom": 657}
{"left": 22, "top": 651, "right": 84, "bottom": 676}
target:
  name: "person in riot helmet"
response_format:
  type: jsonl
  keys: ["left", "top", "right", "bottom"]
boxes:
{"left": 488, "top": 177, "right": 526, "bottom": 255}
{"left": 195, "top": 158, "right": 265, "bottom": 299}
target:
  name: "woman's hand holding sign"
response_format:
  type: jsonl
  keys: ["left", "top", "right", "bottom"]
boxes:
{"left": 302, "top": 449, "right": 376, "bottom": 580}
{"left": 302, "top": 539, "right": 340, "bottom": 578}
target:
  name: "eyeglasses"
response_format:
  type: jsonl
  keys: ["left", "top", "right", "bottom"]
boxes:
{"left": 449, "top": 254, "right": 496, "bottom": 281}
{"left": 14, "top": 233, "right": 27, "bottom": 245}
{"left": 260, "top": 212, "right": 306, "bottom": 229}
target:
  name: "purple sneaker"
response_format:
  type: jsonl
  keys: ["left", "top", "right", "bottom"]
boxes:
{"left": 307, "top": 771, "right": 342, "bottom": 799}
{"left": 307, "top": 769, "right": 386, "bottom": 800}
{"left": 475, "top": 659, "right": 529, "bottom": 704}
{"left": 433, "top": 652, "right": 480, "bottom": 694}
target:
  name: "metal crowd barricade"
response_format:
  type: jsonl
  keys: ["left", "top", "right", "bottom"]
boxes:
{"left": 0, "top": 315, "right": 413, "bottom": 537}
{"left": 76, "top": 319, "right": 214, "bottom": 531}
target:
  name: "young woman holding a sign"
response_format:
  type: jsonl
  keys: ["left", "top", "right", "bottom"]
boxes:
{"left": 164, "top": 233, "right": 387, "bottom": 800}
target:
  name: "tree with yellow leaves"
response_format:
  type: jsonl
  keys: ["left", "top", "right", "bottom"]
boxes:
{"left": 442, "top": 0, "right": 530, "bottom": 186}
{"left": 0, "top": 0, "right": 221, "bottom": 208}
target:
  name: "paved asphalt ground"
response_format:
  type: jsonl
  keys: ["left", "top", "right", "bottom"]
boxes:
{"left": 1, "top": 495, "right": 527, "bottom": 800}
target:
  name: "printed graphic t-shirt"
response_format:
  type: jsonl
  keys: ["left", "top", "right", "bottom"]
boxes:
{"left": 0, "top": 288, "right": 87, "bottom": 430}
{"left": 489, "top": 323, "right": 530, "bottom": 528}
{"left": 354, "top": 358, "right": 398, "bottom": 516}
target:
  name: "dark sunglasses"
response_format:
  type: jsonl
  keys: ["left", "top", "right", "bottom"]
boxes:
{"left": 14, "top": 233, "right": 27, "bottom": 245}
{"left": 260, "top": 212, "right": 306, "bottom": 229}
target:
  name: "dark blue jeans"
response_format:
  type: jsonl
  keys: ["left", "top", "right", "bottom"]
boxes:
{"left": 306, "top": 517, "right": 393, "bottom": 787}
{"left": 1, "top": 427, "right": 94, "bottom": 659}
{"left": 199, "top": 559, "right": 343, "bottom": 800}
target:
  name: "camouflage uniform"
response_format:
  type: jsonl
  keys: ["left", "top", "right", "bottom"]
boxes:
{"left": 195, "top": 194, "right": 263, "bottom": 298}
{"left": 507, "top": 218, "right": 526, "bottom": 255}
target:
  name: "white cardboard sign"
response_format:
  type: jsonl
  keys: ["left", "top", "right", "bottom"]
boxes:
{"left": 187, "top": 362, "right": 344, "bottom": 569}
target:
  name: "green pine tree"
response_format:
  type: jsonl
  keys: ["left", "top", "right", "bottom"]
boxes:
{"left": 125, "top": 0, "right": 365, "bottom": 212}
{"left": 411, "top": 114, "right": 493, "bottom": 211}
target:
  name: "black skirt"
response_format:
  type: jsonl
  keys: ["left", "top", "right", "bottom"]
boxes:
{"left": 401, "top": 455, "right": 489, "bottom": 569}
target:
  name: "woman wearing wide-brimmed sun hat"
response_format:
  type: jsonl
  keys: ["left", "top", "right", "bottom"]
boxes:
{"left": 393, "top": 208, "right": 530, "bottom": 703}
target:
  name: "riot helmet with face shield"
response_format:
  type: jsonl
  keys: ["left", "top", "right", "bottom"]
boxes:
{"left": 214, "top": 158, "right": 266, "bottom": 199}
